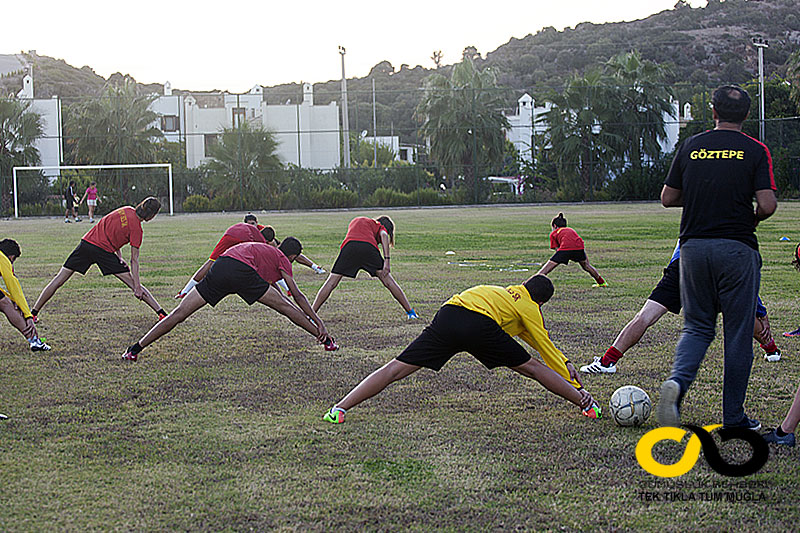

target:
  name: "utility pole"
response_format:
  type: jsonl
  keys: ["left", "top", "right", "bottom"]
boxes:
{"left": 339, "top": 46, "right": 351, "bottom": 169}
{"left": 372, "top": 77, "right": 378, "bottom": 167}
{"left": 752, "top": 37, "right": 769, "bottom": 143}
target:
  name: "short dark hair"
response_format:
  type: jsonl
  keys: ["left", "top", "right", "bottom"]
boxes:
{"left": 278, "top": 236, "right": 302, "bottom": 258}
{"left": 376, "top": 216, "right": 395, "bottom": 246}
{"left": 712, "top": 85, "right": 751, "bottom": 124}
{"left": 0, "top": 238, "right": 21, "bottom": 259}
{"left": 551, "top": 213, "right": 567, "bottom": 228}
{"left": 135, "top": 196, "right": 161, "bottom": 220}
{"left": 244, "top": 214, "right": 258, "bottom": 224}
{"left": 523, "top": 274, "right": 555, "bottom": 304}
{"left": 260, "top": 225, "right": 275, "bottom": 242}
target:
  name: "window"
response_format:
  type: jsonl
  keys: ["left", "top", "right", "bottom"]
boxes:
{"left": 204, "top": 134, "right": 220, "bottom": 156}
{"left": 232, "top": 107, "right": 246, "bottom": 127}
{"left": 161, "top": 115, "right": 180, "bottom": 132}
{"left": 399, "top": 148, "right": 409, "bottom": 161}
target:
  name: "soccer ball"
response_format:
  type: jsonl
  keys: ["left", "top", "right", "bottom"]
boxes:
{"left": 609, "top": 385, "right": 652, "bottom": 427}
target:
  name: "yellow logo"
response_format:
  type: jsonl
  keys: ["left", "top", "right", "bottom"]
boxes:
{"left": 635, "top": 424, "right": 769, "bottom": 478}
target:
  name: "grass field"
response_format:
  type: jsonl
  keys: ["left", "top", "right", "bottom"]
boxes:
{"left": 2, "top": 203, "right": 800, "bottom": 531}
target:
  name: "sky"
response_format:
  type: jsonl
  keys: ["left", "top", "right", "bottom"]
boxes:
{"left": 2, "top": 0, "right": 707, "bottom": 92}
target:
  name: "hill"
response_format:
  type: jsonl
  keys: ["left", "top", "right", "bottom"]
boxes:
{"left": 2, "top": 0, "right": 798, "bottom": 142}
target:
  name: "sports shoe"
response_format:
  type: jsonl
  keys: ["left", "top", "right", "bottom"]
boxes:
{"left": 122, "top": 350, "right": 138, "bottom": 362}
{"left": 323, "top": 408, "right": 345, "bottom": 424}
{"left": 782, "top": 327, "right": 800, "bottom": 337}
{"left": 0, "top": 413, "right": 7, "bottom": 420}
{"left": 407, "top": 309, "right": 419, "bottom": 319}
{"left": 657, "top": 379, "right": 681, "bottom": 427}
{"left": 323, "top": 337, "right": 339, "bottom": 351}
{"left": 582, "top": 402, "right": 602, "bottom": 419}
{"left": 762, "top": 428, "right": 796, "bottom": 447}
{"left": 764, "top": 349, "right": 781, "bottom": 362}
{"left": 580, "top": 356, "right": 617, "bottom": 374}
{"left": 64, "top": 218, "right": 71, "bottom": 223}
{"left": 75, "top": 218, "right": 81, "bottom": 222}
{"left": 29, "top": 337, "right": 51, "bottom": 352}
{"left": 311, "top": 265, "right": 326, "bottom": 274}
{"left": 723, "top": 416, "right": 761, "bottom": 431}
{"left": 158, "top": 313, "right": 168, "bottom": 322}
{"left": 89, "top": 218, "right": 95, "bottom": 223}
{"left": 592, "top": 281, "right": 609, "bottom": 287}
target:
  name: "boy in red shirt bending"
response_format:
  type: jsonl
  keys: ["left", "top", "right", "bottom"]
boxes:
{"left": 31, "top": 197, "right": 167, "bottom": 323}
{"left": 123, "top": 237, "right": 336, "bottom": 361}
{"left": 536, "top": 213, "right": 607, "bottom": 287}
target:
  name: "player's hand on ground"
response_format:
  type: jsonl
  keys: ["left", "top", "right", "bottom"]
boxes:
{"left": 578, "top": 389, "right": 594, "bottom": 410}
{"left": 566, "top": 362, "right": 583, "bottom": 387}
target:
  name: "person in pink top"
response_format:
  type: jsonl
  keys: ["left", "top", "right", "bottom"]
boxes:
{"left": 31, "top": 197, "right": 167, "bottom": 323}
{"left": 122, "top": 237, "right": 337, "bottom": 361}
{"left": 79, "top": 181, "right": 100, "bottom": 223}
{"left": 311, "top": 215, "right": 418, "bottom": 319}
{"left": 536, "top": 213, "right": 607, "bottom": 287}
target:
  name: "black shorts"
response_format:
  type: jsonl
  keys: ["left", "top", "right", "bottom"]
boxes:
{"left": 65, "top": 197, "right": 74, "bottom": 209}
{"left": 550, "top": 249, "right": 587, "bottom": 264}
{"left": 396, "top": 304, "right": 532, "bottom": 370}
{"left": 331, "top": 241, "right": 384, "bottom": 278}
{"left": 64, "top": 240, "right": 129, "bottom": 276}
{"left": 195, "top": 257, "right": 271, "bottom": 307}
{"left": 648, "top": 260, "right": 681, "bottom": 315}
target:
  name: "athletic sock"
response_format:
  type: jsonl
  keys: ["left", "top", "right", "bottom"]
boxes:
{"left": 180, "top": 278, "right": 198, "bottom": 296}
{"left": 129, "top": 342, "right": 143, "bottom": 355}
{"left": 31, "top": 309, "right": 38, "bottom": 317}
{"left": 157, "top": 309, "right": 167, "bottom": 318}
{"left": 761, "top": 340, "right": 778, "bottom": 353}
{"left": 330, "top": 406, "right": 346, "bottom": 415}
{"left": 776, "top": 426, "right": 789, "bottom": 437}
{"left": 601, "top": 346, "right": 623, "bottom": 366}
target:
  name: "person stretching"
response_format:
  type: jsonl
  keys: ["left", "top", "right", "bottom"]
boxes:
{"left": 537, "top": 213, "right": 607, "bottom": 287}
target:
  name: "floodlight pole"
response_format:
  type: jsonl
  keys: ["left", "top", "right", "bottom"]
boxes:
{"left": 752, "top": 37, "right": 769, "bottom": 143}
{"left": 339, "top": 46, "right": 351, "bottom": 169}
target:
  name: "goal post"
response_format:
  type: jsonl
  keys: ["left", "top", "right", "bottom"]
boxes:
{"left": 12, "top": 163, "right": 173, "bottom": 219}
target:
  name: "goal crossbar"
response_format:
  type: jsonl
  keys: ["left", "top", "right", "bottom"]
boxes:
{"left": 12, "top": 163, "right": 173, "bottom": 218}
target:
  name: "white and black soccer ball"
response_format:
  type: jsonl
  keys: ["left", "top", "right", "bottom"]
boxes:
{"left": 609, "top": 385, "right": 652, "bottom": 427}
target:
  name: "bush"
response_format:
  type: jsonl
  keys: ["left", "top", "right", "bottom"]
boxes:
{"left": 209, "top": 194, "right": 237, "bottom": 212}
{"left": 413, "top": 188, "right": 449, "bottom": 206}
{"left": 308, "top": 187, "right": 358, "bottom": 209}
{"left": 367, "top": 188, "right": 415, "bottom": 207}
{"left": 183, "top": 194, "right": 210, "bottom": 212}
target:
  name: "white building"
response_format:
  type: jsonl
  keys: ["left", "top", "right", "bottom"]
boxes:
{"left": 16, "top": 73, "right": 63, "bottom": 179}
{"left": 504, "top": 94, "right": 551, "bottom": 163}
{"left": 362, "top": 135, "right": 418, "bottom": 165}
{"left": 155, "top": 82, "right": 341, "bottom": 170}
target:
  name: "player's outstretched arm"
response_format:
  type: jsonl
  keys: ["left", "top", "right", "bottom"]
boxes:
{"left": 283, "top": 274, "right": 328, "bottom": 341}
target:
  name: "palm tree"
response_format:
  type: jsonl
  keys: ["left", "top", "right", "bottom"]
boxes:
{"left": 416, "top": 57, "right": 509, "bottom": 198}
{"left": 203, "top": 121, "right": 282, "bottom": 209}
{"left": 543, "top": 70, "right": 623, "bottom": 199}
{"left": 603, "top": 51, "right": 675, "bottom": 173}
{"left": 65, "top": 80, "right": 163, "bottom": 203}
{"left": 787, "top": 50, "right": 800, "bottom": 109}
{"left": 0, "top": 98, "right": 44, "bottom": 214}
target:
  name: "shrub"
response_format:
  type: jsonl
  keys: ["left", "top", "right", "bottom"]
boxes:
{"left": 367, "top": 188, "right": 415, "bottom": 207}
{"left": 183, "top": 194, "right": 210, "bottom": 212}
{"left": 308, "top": 187, "right": 358, "bottom": 209}
{"left": 209, "top": 194, "right": 237, "bottom": 212}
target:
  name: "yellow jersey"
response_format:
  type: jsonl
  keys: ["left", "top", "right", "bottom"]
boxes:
{"left": 446, "top": 284, "right": 578, "bottom": 387}
{"left": 0, "top": 251, "right": 32, "bottom": 318}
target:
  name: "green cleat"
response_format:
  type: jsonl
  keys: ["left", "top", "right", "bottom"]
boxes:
{"left": 582, "top": 403, "right": 602, "bottom": 420}
{"left": 323, "top": 408, "right": 345, "bottom": 424}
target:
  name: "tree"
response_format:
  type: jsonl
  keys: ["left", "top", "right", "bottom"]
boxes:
{"left": 0, "top": 98, "right": 44, "bottom": 214}
{"left": 431, "top": 50, "right": 443, "bottom": 69}
{"left": 787, "top": 50, "right": 800, "bottom": 110}
{"left": 203, "top": 120, "right": 282, "bottom": 209}
{"left": 603, "top": 50, "right": 675, "bottom": 173}
{"left": 350, "top": 135, "right": 397, "bottom": 168}
{"left": 65, "top": 80, "right": 163, "bottom": 203}
{"left": 542, "top": 69, "right": 623, "bottom": 199}
{"left": 416, "top": 57, "right": 509, "bottom": 198}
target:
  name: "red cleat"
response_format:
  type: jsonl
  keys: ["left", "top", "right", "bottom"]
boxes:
{"left": 323, "top": 337, "right": 339, "bottom": 351}
{"left": 122, "top": 350, "right": 138, "bottom": 362}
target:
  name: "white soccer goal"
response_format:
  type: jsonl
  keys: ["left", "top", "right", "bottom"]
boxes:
{"left": 12, "top": 163, "right": 173, "bottom": 218}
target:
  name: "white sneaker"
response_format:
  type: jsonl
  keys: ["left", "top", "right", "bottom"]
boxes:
{"left": 580, "top": 356, "right": 617, "bottom": 374}
{"left": 29, "top": 337, "right": 51, "bottom": 352}
{"left": 64, "top": 218, "right": 71, "bottom": 223}
{"left": 657, "top": 379, "right": 681, "bottom": 427}
{"left": 764, "top": 349, "right": 781, "bottom": 362}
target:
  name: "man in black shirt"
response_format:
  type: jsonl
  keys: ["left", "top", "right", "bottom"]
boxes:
{"left": 658, "top": 85, "right": 777, "bottom": 430}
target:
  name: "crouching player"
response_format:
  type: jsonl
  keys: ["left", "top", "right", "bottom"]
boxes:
{"left": 581, "top": 241, "right": 780, "bottom": 374}
{"left": 175, "top": 215, "right": 325, "bottom": 299}
{"left": 123, "top": 237, "right": 337, "bottom": 361}
{"left": 0, "top": 239, "right": 50, "bottom": 351}
{"left": 323, "top": 274, "right": 599, "bottom": 424}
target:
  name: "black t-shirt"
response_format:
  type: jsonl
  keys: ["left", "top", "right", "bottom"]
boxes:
{"left": 664, "top": 129, "right": 775, "bottom": 250}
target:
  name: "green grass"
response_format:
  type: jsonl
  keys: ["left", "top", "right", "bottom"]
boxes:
{"left": 2, "top": 204, "right": 800, "bottom": 531}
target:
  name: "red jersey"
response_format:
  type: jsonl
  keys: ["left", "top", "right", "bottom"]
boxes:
{"left": 82, "top": 206, "right": 143, "bottom": 252}
{"left": 549, "top": 227, "right": 584, "bottom": 251}
{"left": 222, "top": 242, "right": 293, "bottom": 283}
{"left": 209, "top": 223, "right": 266, "bottom": 260}
{"left": 341, "top": 217, "right": 386, "bottom": 250}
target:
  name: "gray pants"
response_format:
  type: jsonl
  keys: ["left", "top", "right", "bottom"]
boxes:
{"left": 670, "top": 238, "right": 761, "bottom": 426}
